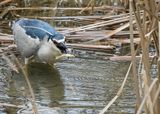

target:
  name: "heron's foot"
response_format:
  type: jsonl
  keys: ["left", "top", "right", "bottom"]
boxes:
{"left": 55, "top": 54, "right": 75, "bottom": 61}
{"left": 48, "top": 63, "right": 53, "bottom": 68}
{"left": 25, "top": 58, "right": 29, "bottom": 65}
{"left": 24, "top": 56, "right": 35, "bottom": 65}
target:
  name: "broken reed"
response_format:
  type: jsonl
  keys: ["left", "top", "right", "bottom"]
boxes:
{"left": 0, "top": 46, "right": 39, "bottom": 114}
{"left": 99, "top": 0, "right": 160, "bottom": 114}
{"left": 13, "top": 54, "right": 39, "bottom": 114}
{"left": 130, "top": 0, "right": 160, "bottom": 114}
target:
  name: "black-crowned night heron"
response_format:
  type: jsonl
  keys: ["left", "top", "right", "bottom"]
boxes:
{"left": 12, "top": 18, "right": 68, "bottom": 65}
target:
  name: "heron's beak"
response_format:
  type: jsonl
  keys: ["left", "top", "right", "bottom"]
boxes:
{"left": 56, "top": 42, "right": 68, "bottom": 54}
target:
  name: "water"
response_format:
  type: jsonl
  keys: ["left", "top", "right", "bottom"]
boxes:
{"left": 0, "top": 57, "right": 135, "bottom": 114}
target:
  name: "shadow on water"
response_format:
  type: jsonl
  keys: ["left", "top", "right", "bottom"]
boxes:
{"left": 6, "top": 62, "right": 65, "bottom": 114}
{"left": 3, "top": 58, "right": 135, "bottom": 114}
{"left": 27, "top": 63, "right": 65, "bottom": 103}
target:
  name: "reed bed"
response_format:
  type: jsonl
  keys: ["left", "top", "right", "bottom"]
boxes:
{"left": 0, "top": 0, "right": 160, "bottom": 114}
{"left": 100, "top": 0, "right": 160, "bottom": 114}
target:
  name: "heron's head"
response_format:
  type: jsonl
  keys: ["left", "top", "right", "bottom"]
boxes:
{"left": 52, "top": 33, "right": 68, "bottom": 54}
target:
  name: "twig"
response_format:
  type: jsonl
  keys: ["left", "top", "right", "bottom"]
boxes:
{"left": 13, "top": 55, "right": 39, "bottom": 114}
{"left": 16, "top": 13, "right": 129, "bottom": 21}
{"left": 8, "top": 6, "right": 126, "bottom": 12}
{"left": 0, "top": 102, "right": 23, "bottom": 108}
{"left": 85, "top": 20, "right": 135, "bottom": 44}
{"left": 136, "top": 78, "right": 158, "bottom": 114}
{"left": 79, "top": 0, "right": 93, "bottom": 14}
{"left": 98, "top": 62, "right": 132, "bottom": 114}
{"left": 129, "top": 0, "right": 141, "bottom": 112}
{"left": 67, "top": 43, "right": 114, "bottom": 52}
{"left": 0, "top": 0, "right": 12, "bottom": 6}
{"left": 64, "top": 15, "right": 130, "bottom": 35}
{"left": 0, "top": 6, "right": 14, "bottom": 19}
{"left": 152, "top": 83, "right": 160, "bottom": 107}
{"left": 158, "top": 21, "right": 160, "bottom": 81}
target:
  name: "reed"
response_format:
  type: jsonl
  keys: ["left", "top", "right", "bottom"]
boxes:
{"left": 129, "top": 1, "right": 141, "bottom": 112}
{"left": 7, "top": 6, "right": 125, "bottom": 12}
{"left": 0, "top": 0, "right": 12, "bottom": 6}
{"left": 13, "top": 54, "right": 39, "bottom": 114}
{"left": 0, "top": 48, "right": 39, "bottom": 114}
{"left": 0, "top": 0, "right": 160, "bottom": 114}
{"left": 131, "top": 0, "right": 160, "bottom": 114}
{"left": 99, "top": 0, "right": 160, "bottom": 114}
{"left": 99, "top": 63, "right": 132, "bottom": 114}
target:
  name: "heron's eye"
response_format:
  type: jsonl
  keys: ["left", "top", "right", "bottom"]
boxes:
{"left": 52, "top": 40, "right": 58, "bottom": 45}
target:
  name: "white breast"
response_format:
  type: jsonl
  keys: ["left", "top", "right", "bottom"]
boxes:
{"left": 37, "top": 41, "right": 62, "bottom": 64}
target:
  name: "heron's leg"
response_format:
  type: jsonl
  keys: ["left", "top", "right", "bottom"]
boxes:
{"left": 24, "top": 56, "right": 35, "bottom": 65}
{"left": 24, "top": 58, "right": 30, "bottom": 73}
{"left": 47, "top": 63, "right": 55, "bottom": 69}
{"left": 23, "top": 58, "right": 29, "bottom": 77}
{"left": 53, "top": 63, "right": 58, "bottom": 69}
{"left": 25, "top": 58, "right": 29, "bottom": 65}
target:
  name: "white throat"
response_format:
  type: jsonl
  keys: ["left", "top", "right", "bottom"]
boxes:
{"left": 37, "top": 40, "right": 62, "bottom": 64}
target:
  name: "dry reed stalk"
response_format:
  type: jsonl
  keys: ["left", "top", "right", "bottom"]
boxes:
{"left": 140, "top": 11, "right": 151, "bottom": 114}
{"left": 79, "top": 0, "right": 93, "bottom": 14}
{"left": 158, "top": 22, "right": 160, "bottom": 81}
{"left": 143, "top": 1, "right": 159, "bottom": 55}
{"left": 14, "top": 14, "right": 131, "bottom": 25}
{"left": 61, "top": 16, "right": 129, "bottom": 35}
{"left": 132, "top": 0, "right": 151, "bottom": 88}
{"left": 140, "top": 6, "right": 159, "bottom": 21}
{"left": 85, "top": 20, "right": 136, "bottom": 44}
{"left": 146, "top": 1, "right": 159, "bottom": 53}
{"left": 152, "top": 81, "right": 160, "bottom": 114}
{"left": 0, "top": 6, "right": 13, "bottom": 19}
{"left": 129, "top": 1, "right": 141, "bottom": 113}
{"left": 150, "top": 5, "right": 160, "bottom": 113}
{"left": 100, "top": 38, "right": 140, "bottom": 44}
{"left": 50, "top": 0, "right": 59, "bottom": 17}
{"left": 0, "top": 0, "right": 12, "bottom": 6}
{"left": 0, "top": 103, "right": 23, "bottom": 108}
{"left": 16, "top": 15, "right": 105, "bottom": 20}
{"left": 130, "top": 1, "right": 160, "bottom": 114}
{"left": 8, "top": 6, "right": 126, "bottom": 12}
{"left": 142, "top": 69, "right": 154, "bottom": 114}
{"left": 144, "top": 2, "right": 159, "bottom": 114}
{"left": 141, "top": 2, "right": 154, "bottom": 114}
{"left": 13, "top": 55, "right": 39, "bottom": 114}
{"left": 156, "top": 18, "right": 160, "bottom": 114}
{"left": 67, "top": 43, "right": 114, "bottom": 50}
{"left": 64, "top": 15, "right": 130, "bottom": 34}
{"left": 145, "top": 1, "right": 159, "bottom": 114}
{"left": 98, "top": 62, "right": 132, "bottom": 114}
{"left": 136, "top": 78, "right": 158, "bottom": 114}
{"left": 108, "top": 55, "right": 154, "bottom": 61}
{"left": 153, "top": 83, "right": 160, "bottom": 107}
{"left": 134, "top": 1, "right": 154, "bottom": 114}
{"left": 22, "top": 66, "right": 39, "bottom": 114}
{"left": 137, "top": 57, "right": 143, "bottom": 97}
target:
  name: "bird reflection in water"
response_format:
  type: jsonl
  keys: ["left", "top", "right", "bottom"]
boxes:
{"left": 7, "top": 62, "right": 64, "bottom": 114}
{"left": 27, "top": 62, "right": 64, "bottom": 106}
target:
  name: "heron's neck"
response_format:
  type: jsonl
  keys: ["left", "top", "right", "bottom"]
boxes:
{"left": 42, "top": 35, "right": 49, "bottom": 42}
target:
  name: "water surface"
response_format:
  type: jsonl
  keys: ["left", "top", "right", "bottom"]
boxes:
{"left": 2, "top": 58, "right": 135, "bottom": 114}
